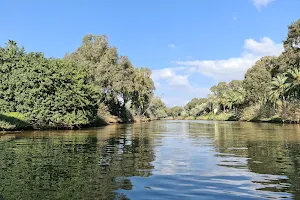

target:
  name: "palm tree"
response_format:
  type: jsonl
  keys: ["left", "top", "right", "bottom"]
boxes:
{"left": 269, "top": 74, "right": 291, "bottom": 114}
{"left": 224, "top": 88, "right": 245, "bottom": 113}
{"left": 287, "top": 68, "right": 300, "bottom": 98}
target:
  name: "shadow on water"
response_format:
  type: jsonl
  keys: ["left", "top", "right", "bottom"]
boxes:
{"left": 0, "top": 122, "right": 165, "bottom": 200}
{"left": 0, "top": 113, "right": 31, "bottom": 131}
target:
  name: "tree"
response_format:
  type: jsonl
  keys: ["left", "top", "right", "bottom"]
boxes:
{"left": 170, "top": 106, "right": 183, "bottom": 119}
{"left": 226, "top": 80, "right": 246, "bottom": 111}
{"left": 277, "top": 19, "right": 300, "bottom": 73}
{"left": 132, "top": 67, "right": 155, "bottom": 117}
{"left": 184, "top": 98, "right": 207, "bottom": 113}
{"left": 190, "top": 103, "right": 208, "bottom": 117}
{"left": 287, "top": 68, "right": 300, "bottom": 98}
{"left": 65, "top": 35, "right": 155, "bottom": 119}
{"left": 210, "top": 82, "right": 229, "bottom": 112}
{"left": 284, "top": 19, "right": 300, "bottom": 50}
{"left": 269, "top": 74, "right": 291, "bottom": 115}
{"left": 0, "top": 41, "right": 100, "bottom": 128}
{"left": 147, "top": 97, "right": 167, "bottom": 119}
{"left": 243, "top": 57, "right": 273, "bottom": 104}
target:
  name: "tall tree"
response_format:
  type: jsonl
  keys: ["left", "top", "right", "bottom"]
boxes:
{"left": 65, "top": 35, "right": 155, "bottom": 118}
{"left": 243, "top": 57, "right": 274, "bottom": 104}
{"left": 132, "top": 67, "right": 155, "bottom": 117}
{"left": 269, "top": 74, "right": 290, "bottom": 114}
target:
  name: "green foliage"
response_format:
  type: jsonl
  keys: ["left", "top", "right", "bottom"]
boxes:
{"left": 197, "top": 112, "right": 233, "bottom": 121}
{"left": 190, "top": 103, "right": 208, "bottom": 117}
{"left": 243, "top": 57, "right": 273, "bottom": 104}
{"left": 132, "top": 67, "right": 155, "bottom": 116}
{"left": 65, "top": 35, "right": 155, "bottom": 119}
{"left": 214, "top": 112, "right": 234, "bottom": 121}
{"left": 239, "top": 104, "right": 277, "bottom": 122}
{"left": 180, "top": 110, "right": 189, "bottom": 119}
{"left": 239, "top": 105, "right": 260, "bottom": 121}
{"left": 197, "top": 112, "right": 215, "bottom": 120}
{"left": 284, "top": 99, "right": 300, "bottom": 122}
{"left": 0, "top": 42, "right": 100, "bottom": 128}
{"left": 184, "top": 98, "right": 207, "bottom": 112}
{"left": 172, "top": 19, "right": 300, "bottom": 123}
{"left": 0, "top": 36, "right": 160, "bottom": 129}
{"left": 269, "top": 74, "right": 290, "bottom": 103}
{"left": 169, "top": 106, "right": 184, "bottom": 119}
{"left": 147, "top": 97, "right": 167, "bottom": 119}
{"left": 284, "top": 19, "right": 300, "bottom": 51}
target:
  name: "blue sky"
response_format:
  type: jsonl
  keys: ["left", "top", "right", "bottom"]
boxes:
{"left": 1, "top": 0, "right": 299, "bottom": 106}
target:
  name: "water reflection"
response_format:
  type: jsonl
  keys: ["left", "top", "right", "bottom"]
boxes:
{"left": 187, "top": 121, "right": 300, "bottom": 199}
{"left": 0, "top": 122, "right": 165, "bottom": 200}
{"left": 0, "top": 121, "right": 300, "bottom": 199}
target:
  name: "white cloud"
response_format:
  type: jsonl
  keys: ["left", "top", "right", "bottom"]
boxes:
{"left": 162, "top": 87, "right": 210, "bottom": 107}
{"left": 152, "top": 68, "right": 190, "bottom": 87}
{"left": 152, "top": 67, "right": 210, "bottom": 106}
{"left": 252, "top": 0, "right": 275, "bottom": 10}
{"left": 152, "top": 68, "right": 175, "bottom": 81}
{"left": 154, "top": 37, "right": 283, "bottom": 106}
{"left": 176, "top": 37, "right": 283, "bottom": 81}
{"left": 168, "top": 75, "right": 190, "bottom": 87}
{"left": 244, "top": 37, "right": 283, "bottom": 56}
{"left": 168, "top": 44, "right": 176, "bottom": 48}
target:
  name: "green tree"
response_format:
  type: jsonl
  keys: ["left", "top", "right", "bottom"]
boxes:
{"left": 287, "top": 68, "right": 300, "bottom": 98}
{"left": 184, "top": 98, "right": 207, "bottom": 113}
{"left": 210, "top": 82, "right": 228, "bottom": 112}
{"left": 147, "top": 97, "right": 167, "bottom": 119}
{"left": 269, "top": 74, "right": 290, "bottom": 115}
{"left": 226, "top": 80, "right": 246, "bottom": 111}
{"left": 277, "top": 19, "right": 300, "bottom": 73}
{"left": 66, "top": 35, "right": 155, "bottom": 120}
{"left": 170, "top": 106, "right": 184, "bottom": 119}
{"left": 0, "top": 41, "right": 100, "bottom": 128}
{"left": 243, "top": 57, "right": 273, "bottom": 104}
{"left": 132, "top": 67, "right": 155, "bottom": 117}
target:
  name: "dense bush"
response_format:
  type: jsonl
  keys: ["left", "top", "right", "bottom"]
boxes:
{"left": 0, "top": 41, "right": 100, "bottom": 128}
{"left": 0, "top": 38, "right": 165, "bottom": 130}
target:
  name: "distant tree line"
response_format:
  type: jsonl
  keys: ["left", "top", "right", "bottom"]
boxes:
{"left": 0, "top": 35, "right": 166, "bottom": 130}
{"left": 167, "top": 19, "right": 300, "bottom": 123}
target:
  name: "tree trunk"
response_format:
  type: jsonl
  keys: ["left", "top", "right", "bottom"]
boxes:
{"left": 281, "top": 96, "right": 286, "bottom": 120}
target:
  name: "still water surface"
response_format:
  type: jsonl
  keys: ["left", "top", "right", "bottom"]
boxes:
{"left": 0, "top": 120, "right": 300, "bottom": 199}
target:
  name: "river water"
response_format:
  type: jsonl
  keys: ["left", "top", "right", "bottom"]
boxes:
{"left": 0, "top": 120, "right": 300, "bottom": 199}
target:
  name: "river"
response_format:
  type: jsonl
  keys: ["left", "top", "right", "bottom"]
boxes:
{"left": 0, "top": 120, "right": 300, "bottom": 199}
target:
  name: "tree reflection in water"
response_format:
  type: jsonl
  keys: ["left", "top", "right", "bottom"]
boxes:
{"left": 0, "top": 122, "right": 164, "bottom": 200}
{"left": 188, "top": 121, "right": 300, "bottom": 199}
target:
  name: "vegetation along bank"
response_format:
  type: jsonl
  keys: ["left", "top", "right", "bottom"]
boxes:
{"left": 0, "top": 35, "right": 168, "bottom": 131}
{"left": 1, "top": 18, "right": 299, "bottom": 130}
{"left": 166, "top": 19, "right": 300, "bottom": 123}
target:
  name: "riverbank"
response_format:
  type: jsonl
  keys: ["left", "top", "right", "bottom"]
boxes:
{"left": 165, "top": 112, "right": 299, "bottom": 124}
{"left": 0, "top": 112, "right": 157, "bottom": 132}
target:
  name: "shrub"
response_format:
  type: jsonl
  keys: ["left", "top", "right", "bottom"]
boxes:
{"left": 0, "top": 43, "right": 100, "bottom": 128}
{"left": 240, "top": 104, "right": 261, "bottom": 121}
